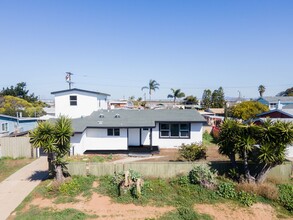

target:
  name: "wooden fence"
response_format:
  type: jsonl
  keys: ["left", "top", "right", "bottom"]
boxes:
{"left": 67, "top": 161, "right": 293, "bottom": 180}
{"left": 0, "top": 137, "right": 35, "bottom": 158}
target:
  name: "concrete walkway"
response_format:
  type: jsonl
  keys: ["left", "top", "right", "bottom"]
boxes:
{"left": 0, "top": 157, "right": 48, "bottom": 220}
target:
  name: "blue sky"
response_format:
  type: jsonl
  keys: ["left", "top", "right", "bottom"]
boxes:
{"left": 0, "top": 0, "right": 292, "bottom": 100}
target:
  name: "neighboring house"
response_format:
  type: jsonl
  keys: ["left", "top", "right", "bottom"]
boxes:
{"left": 256, "top": 96, "right": 293, "bottom": 110}
{"left": 51, "top": 88, "right": 110, "bottom": 118}
{"left": 256, "top": 108, "right": 293, "bottom": 119}
{"left": 70, "top": 109, "right": 206, "bottom": 155}
{"left": 0, "top": 114, "right": 39, "bottom": 137}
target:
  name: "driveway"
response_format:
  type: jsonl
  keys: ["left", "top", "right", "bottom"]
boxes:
{"left": 0, "top": 156, "right": 48, "bottom": 220}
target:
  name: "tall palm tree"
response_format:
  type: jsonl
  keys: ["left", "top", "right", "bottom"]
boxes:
{"left": 258, "top": 85, "right": 266, "bottom": 97}
{"left": 141, "top": 79, "right": 160, "bottom": 100}
{"left": 167, "top": 88, "right": 185, "bottom": 104}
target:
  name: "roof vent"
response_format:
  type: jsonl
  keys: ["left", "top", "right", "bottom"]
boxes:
{"left": 115, "top": 113, "right": 120, "bottom": 118}
{"left": 97, "top": 121, "right": 103, "bottom": 125}
{"left": 99, "top": 114, "right": 104, "bottom": 118}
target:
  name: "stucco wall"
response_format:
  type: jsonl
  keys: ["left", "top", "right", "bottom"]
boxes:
{"left": 152, "top": 123, "right": 203, "bottom": 148}
{"left": 54, "top": 90, "right": 108, "bottom": 118}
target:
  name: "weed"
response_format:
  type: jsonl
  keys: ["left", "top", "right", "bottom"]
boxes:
{"left": 216, "top": 182, "right": 237, "bottom": 199}
{"left": 158, "top": 206, "right": 213, "bottom": 220}
{"left": 278, "top": 184, "right": 293, "bottom": 212}
{"left": 189, "top": 164, "right": 217, "bottom": 189}
{"left": 237, "top": 190, "right": 257, "bottom": 206}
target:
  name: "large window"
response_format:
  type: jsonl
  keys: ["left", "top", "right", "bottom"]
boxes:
{"left": 1, "top": 123, "right": 8, "bottom": 132}
{"left": 107, "top": 128, "right": 120, "bottom": 136}
{"left": 70, "top": 95, "right": 77, "bottom": 106}
{"left": 159, "top": 123, "right": 190, "bottom": 138}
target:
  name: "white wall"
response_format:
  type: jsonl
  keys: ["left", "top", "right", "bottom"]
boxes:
{"left": 71, "top": 128, "right": 128, "bottom": 154}
{"left": 54, "top": 90, "right": 108, "bottom": 118}
{"left": 141, "top": 128, "right": 150, "bottom": 145}
{"left": 152, "top": 123, "right": 203, "bottom": 148}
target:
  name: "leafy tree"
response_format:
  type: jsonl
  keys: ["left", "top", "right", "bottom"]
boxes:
{"left": 258, "top": 85, "right": 266, "bottom": 97}
{"left": 183, "top": 95, "right": 199, "bottom": 105}
{"left": 167, "top": 88, "right": 185, "bottom": 104}
{"left": 201, "top": 89, "right": 212, "bottom": 109}
{"left": 30, "top": 116, "right": 73, "bottom": 183}
{"left": 228, "top": 101, "right": 269, "bottom": 120}
{"left": 277, "top": 87, "right": 293, "bottom": 96}
{"left": 1, "top": 82, "right": 38, "bottom": 102}
{"left": 211, "top": 87, "right": 225, "bottom": 108}
{"left": 0, "top": 96, "right": 46, "bottom": 117}
{"left": 218, "top": 118, "right": 293, "bottom": 183}
{"left": 141, "top": 79, "right": 160, "bottom": 100}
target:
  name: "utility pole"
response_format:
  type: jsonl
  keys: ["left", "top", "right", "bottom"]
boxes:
{"left": 65, "top": 72, "right": 73, "bottom": 89}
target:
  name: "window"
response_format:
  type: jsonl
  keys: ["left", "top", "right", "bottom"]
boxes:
{"left": 107, "top": 128, "right": 120, "bottom": 136}
{"left": 70, "top": 96, "right": 77, "bottom": 106}
{"left": 159, "top": 123, "right": 190, "bottom": 138}
{"left": 1, "top": 123, "right": 8, "bottom": 132}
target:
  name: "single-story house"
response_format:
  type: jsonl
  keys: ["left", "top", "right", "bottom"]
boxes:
{"left": 51, "top": 88, "right": 110, "bottom": 118}
{"left": 70, "top": 109, "right": 206, "bottom": 155}
{"left": 256, "top": 96, "right": 293, "bottom": 110}
{"left": 0, "top": 114, "right": 39, "bottom": 137}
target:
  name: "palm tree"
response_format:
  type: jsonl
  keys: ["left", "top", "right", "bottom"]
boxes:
{"left": 167, "top": 88, "right": 185, "bottom": 104}
{"left": 30, "top": 116, "right": 73, "bottom": 182}
{"left": 141, "top": 79, "right": 160, "bottom": 100}
{"left": 258, "top": 85, "right": 266, "bottom": 97}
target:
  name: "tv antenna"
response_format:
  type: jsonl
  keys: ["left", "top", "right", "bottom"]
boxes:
{"left": 65, "top": 72, "right": 74, "bottom": 89}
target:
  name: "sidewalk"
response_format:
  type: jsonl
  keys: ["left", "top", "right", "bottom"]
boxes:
{"left": 0, "top": 157, "right": 48, "bottom": 220}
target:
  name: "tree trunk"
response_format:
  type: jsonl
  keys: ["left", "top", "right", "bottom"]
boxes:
{"left": 256, "top": 165, "right": 272, "bottom": 184}
{"left": 243, "top": 150, "right": 254, "bottom": 182}
{"left": 55, "top": 165, "right": 65, "bottom": 183}
{"left": 229, "top": 153, "right": 237, "bottom": 169}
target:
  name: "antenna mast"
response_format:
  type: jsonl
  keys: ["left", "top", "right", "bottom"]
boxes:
{"left": 65, "top": 72, "right": 73, "bottom": 89}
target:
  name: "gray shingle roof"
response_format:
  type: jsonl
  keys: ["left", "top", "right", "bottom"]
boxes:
{"left": 51, "top": 88, "right": 110, "bottom": 96}
{"left": 71, "top": 109, "right": 206, "bottom": 132}
{"left": 261, "top": 96, "right": 293, "bottom": 103}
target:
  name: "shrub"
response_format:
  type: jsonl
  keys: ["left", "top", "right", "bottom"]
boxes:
{"left": 236, "top": 182, "right": 278, "bottom": 201}
{"left": 189, "top": 164, "right": 217, "bottom": 189}
{"left": 278, "top": 184, "right": 293, "bottom": 212}
{"left": 237, "top": 190, "right": 257, "bottom": 206}
{"left": 216, "top": 182, "right": 237, "bottom": 199}
{"left": 179, "top": 142, "right": 207, "bottom": 161}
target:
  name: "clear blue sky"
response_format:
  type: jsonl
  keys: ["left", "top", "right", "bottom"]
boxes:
{"left": 0, "top": 0, "right": 292, "bottom": 100}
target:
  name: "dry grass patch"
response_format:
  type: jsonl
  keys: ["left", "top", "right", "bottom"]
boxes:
{"left": 236, "top": 182, "right": 279, "bottom": 201}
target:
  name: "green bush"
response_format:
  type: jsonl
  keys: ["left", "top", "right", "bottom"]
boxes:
{"left": 179, "top": 142, "right": 207, "bottom": 161}
{"left": 237, "top": 190, "right": 257, "bottom": 207}
{"left": 216, "top": 182, "right": 237, "bottom": 199}
{"left": 278, "top": 184, "right": 293, "bottom": 212}
{"left": 189, "top": 164, "right": 217, "bottom": 189}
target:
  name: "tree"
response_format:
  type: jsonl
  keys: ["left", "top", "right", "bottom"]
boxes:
{"left": 0, "top": 95, "right": 46, "bottom": 117}
{"left": 183, "top": 95, "right": 199, "bottom": 105}
{"left": 201, "top": 89, "right": 212, "bottom": 109}
{"left": 218, "top": 119, "right": 293, "bottom": 183}
{"left": 1, "top": 82, "right": 38, "bottom": 102}
{"left": 258, "top": 85, "right": 266, "bottom": 97}
{"left": 228, "top": 101, "right": 269, "bottom": 120}
{"left": 141, "top": 79, "right": 160, "bottom": 100}
{"left": 167, "top": 88, "right": 185, "bottom": 104}
{"left": 277, "top": 87, "right": 293, "bottom": 96}
{"left": 30, "top": 116, "right": 73, "bottom": 183}
{"left": 211, "top": 87, "right": 225, "bottom": 108}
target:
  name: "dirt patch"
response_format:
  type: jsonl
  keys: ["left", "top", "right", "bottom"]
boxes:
{"left": 195, "top": 202, "right": 280, "bottom": 220}
{"left": 138, "top": 145, "right": 228, "bottom": 162}
{"left": 27, "top": 192, "right": 174, "bottom": 220}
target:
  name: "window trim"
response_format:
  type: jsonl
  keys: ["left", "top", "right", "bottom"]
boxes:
{"left": 107, "top": 128, "right": 120, "bottom": 136}
{"left": 69, "top": 95, "right": 77, "bottom": 106}
{"left": 1, "top": 123, "right": 8, "bottom": 132}
{"left": 159, "top": 123, "right": 190, "bottom": 139}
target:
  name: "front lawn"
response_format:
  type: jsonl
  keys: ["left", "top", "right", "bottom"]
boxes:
{"left": 0, "top": 157, "right": 34, "bottom": 182}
